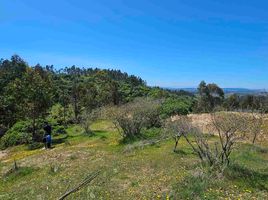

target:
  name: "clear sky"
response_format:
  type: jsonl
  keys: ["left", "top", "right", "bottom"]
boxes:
{"left": 1, "top": 0, "right": 268, "bottom": 89}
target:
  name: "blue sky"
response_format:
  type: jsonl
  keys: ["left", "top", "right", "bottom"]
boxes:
{"left": 1, "top": 0, "right": 268, "bottom": 89}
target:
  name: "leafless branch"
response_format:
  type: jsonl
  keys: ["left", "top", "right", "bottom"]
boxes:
{"left": 58, "top": 170, "right": 100, "bottom": 200}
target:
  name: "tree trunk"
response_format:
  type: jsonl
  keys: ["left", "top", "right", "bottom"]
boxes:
{"left": 63, "top": 104, "right": 66, "bottom": 127}
{"left": 74, "top": 95, "right": 79, "bottom": 123}
{"left": 32, "top": 117, "right": 37, "bottom": 142}
{"left": 252, "top": 133, "right": 257, "bottom": 144}
{"left": 173, "top": 136, "right": 181, "bottom": 152}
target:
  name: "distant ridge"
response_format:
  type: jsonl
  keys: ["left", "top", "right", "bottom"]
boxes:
{"left": 164, "top": 87, "right": 267, "bottom": 95}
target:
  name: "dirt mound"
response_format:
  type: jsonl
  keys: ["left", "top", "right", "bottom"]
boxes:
{"left": 172, "top": 113, "right": 268, "bottom": 142}
{"left": 188, "top": 113, "right": 213, "bottom": 133}
{"left": 171, "top": 113, "right": 213, "bottom": 133}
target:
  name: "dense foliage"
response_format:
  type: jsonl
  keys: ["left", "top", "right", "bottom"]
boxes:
{"left": 0, "top": 55, "right": 267, "bottom": 148}
{"left": 194, "top": 81, "right": 224, "bottom": 112}
{"left": 0, "top": 121, "right": 32, "bottom": 149}
{"left": 0, "top": 55, "right": 194, "bottom": 147}
{"left": 194, "top": 81, "right": 268, "bottom": 113}
{"left": 223, "top": 93, "right": 268, "bottom": 112}
{"left": 160, "top": 97, "right": 193, "bottom": 118}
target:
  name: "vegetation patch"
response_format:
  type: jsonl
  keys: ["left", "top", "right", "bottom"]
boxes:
{"left": 3, "top": 166, "right": 37, "bottom": 183}
{"left": 225, "top": 163, "right": 268, "bottom": 191}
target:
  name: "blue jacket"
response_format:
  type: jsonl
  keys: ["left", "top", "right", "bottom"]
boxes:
{"left": 46, "top": 135, "right": 52, "bottom": 143}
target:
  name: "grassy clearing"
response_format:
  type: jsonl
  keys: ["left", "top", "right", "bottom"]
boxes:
{"left": 0, "top": 120, "right": 268, "bottom": 199}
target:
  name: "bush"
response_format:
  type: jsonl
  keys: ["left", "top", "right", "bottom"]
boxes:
{"left": 0, "top": 121, "right": 32, "bottom": 149}
{"left": 160, "top": 97, "right": 192, "bottom": 119}
{"left": 110, "top": 98, "right": 161, "bottom": 140}
{"left": 45, "top": 116, "right": 67, "bottom": 136}
{"left": 142, "top": 127, "right": 162, "bottom": 139}
{"left": 0, "top": 125, "right": 7, "bottom": 138}
{"left": 49, "top": 103, "right": 74, "bottom": 125}
{"left": 52, "top": 125, "right": 67, "bottom": 136}
{"left": 28, "top": 142, "right": 43, "bottom": 150}
{"left": 81, "top": 109, "right": 99, "bottom": 135}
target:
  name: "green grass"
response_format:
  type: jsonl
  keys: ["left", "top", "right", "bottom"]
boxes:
{"left": 0, "top": 120, "right": 268, "bottom": 199}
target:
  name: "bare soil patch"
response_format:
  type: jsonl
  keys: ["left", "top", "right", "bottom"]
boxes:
{"left": 0, "top": 150, "right": 7, "bottom": 160}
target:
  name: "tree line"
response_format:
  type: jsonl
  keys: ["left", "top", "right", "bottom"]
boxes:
{"left": 195, "top": 81, "right": 268, "bottom": 112}
{"left": 0, "top": 55, "right": 267, "bottom": 149}
{"left": 0, "top": 55, "right": 193, "bottom": 147}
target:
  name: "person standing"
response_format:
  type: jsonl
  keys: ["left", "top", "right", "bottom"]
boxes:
{"left": 43, "top": 122, "right": 52, "bottom": 149}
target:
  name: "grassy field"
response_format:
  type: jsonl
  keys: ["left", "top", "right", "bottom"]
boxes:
{"left": 1, "top": 120, "right": 268, "bottom": 199}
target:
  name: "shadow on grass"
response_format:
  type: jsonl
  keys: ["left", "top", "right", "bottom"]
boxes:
{"left": 53, "top": 129, "right": 110, "bottom": 145}
{"left": 174, "top": 149, "right": 189, "bottom": 155}
{"left": 252, "top": 145, "right": 268, "bottom": 154}
{"left": 92, "top": 130, "right": 107, "bottom": 134}
{"left": 92, "top": 130, "right": 108, "bottom": 139}
{"left": 53, "top": 135, "right": 69, "bottom": 145}
{"left": 118, "top": 137, "right": 139, "bottom": 145}
{"left": 226, "top": 164, "right": 268, "bottom": 191}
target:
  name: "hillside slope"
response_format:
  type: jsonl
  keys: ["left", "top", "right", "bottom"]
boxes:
{"left": 1, "top": 121, "right": 268, "bottom": 199}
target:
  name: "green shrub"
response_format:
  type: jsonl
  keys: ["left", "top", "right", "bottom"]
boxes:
{"left": 28, "top": 142, "right": 44, "bottom": 150}
{"left": 49, "top": 103, "right": 74, "bottom": 125}
{"left": 52, "top": 125, "right": 67, "bottom": 136}
{"left": 160, "top": 97, "right": 192, "bottom": 118}
{"left": 46, "top": 104, "right": 69, "bottom": 136}
{"left": 0, "top": 125, "right": 7, "bottom": 138}
{"left": 142, "top": 127, "right": 162, "bottom": 139}
{"left": 0, "top": 121, "right": 32, "bottom": 149}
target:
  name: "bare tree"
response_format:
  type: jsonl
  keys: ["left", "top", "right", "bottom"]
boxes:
{"left": 165, "top": 117, "right": 219, "bottom": 166}
{"left": 166, "top": 112, "right": 255, "bottom": 167}
{"left": 248, "top": 112, "right": 264, "bottom": 144}
{"left": 165, "top": 117, "right": 194, "bottom": 152}
{"left": 210, "top": 112, "right": 251, "bottom": 165}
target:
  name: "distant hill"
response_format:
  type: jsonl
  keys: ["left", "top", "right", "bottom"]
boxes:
{"left": 165, "top": 87, "right": 267, "bottom": 95}
{"left": 222, "top": 88, "right": 267, "bottom": 95}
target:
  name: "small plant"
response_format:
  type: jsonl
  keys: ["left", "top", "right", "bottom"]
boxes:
{"left": 13, "top": 159, "right": 19, "bottom": 171}
{"left": 69, "top": 154, "right": 78, "bottom": 160}
{"left": 49, "top": 163, "right": 61, "bottom": 174}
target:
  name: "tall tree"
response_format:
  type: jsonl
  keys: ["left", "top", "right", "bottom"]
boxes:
{"left": 224, "top": 94, "right": 240, "bottom": 110}
{"left": 16, "top": 67, "right": 53, "bottom": 141}
{"left": 196, "top": 81, "right": 224, "bottom": 112}
{"left": 0, "top": 55, "right": 28, "bottom": 129}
